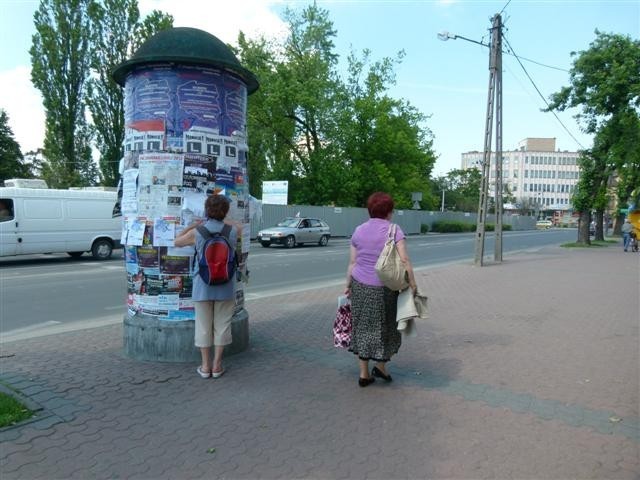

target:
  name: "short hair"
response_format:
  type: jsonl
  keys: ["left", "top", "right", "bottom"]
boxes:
{"left": 204, "top": 194, "right": 230, "bottom": 220}
{"left": 367, "top": 192, "right": 394, "bottom": 219}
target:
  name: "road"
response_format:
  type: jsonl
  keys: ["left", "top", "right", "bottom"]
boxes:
{"left": 0, "top": 229, "right": 578, "bottom": 336}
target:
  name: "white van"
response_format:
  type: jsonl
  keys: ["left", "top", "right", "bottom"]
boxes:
{"left": 0, "top": 187, "right": 122, "bottom": 260}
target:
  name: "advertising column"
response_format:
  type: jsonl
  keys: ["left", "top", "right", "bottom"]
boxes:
{"left": 113, "top": 28, "right": 258, "bottom": 362}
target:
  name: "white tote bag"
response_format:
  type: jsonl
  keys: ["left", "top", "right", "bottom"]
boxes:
{"left": 375, "top": 223, "right": 408, "bottom": 291}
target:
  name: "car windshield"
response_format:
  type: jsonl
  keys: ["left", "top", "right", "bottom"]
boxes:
{"left": 276, "top": 218, "right": 300, "bottom": 227}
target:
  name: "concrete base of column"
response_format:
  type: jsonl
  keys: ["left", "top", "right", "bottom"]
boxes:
{"left": 123, "top": 308, "right": 249, "bottom": 362}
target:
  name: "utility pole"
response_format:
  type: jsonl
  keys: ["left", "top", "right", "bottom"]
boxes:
{"left": 474, "top": 13, "right": 503, "bottom": 266}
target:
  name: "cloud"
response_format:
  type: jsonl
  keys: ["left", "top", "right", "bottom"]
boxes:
{"left": 0, "top": 65, "right": 45, "bottom": 153}
{"left": 4, "top": 1, "right": 289, "bottom": 155}
{"left": 139, "top": 0, "right": 288, "bottom": 44}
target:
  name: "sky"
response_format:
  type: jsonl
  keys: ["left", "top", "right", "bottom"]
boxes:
{"left": 0, "top": 0, "right": 638, "bottom": 177}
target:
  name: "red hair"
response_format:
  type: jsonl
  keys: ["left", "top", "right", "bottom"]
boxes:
{"left": 367, "top": 192, "right": 394, "bottom": 219}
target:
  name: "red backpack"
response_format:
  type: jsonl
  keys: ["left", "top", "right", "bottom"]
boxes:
{"left": 195, "top": 224, "right": 237, "bottom": 285}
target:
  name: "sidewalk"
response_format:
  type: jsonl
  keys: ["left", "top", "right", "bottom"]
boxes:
{"left": 1, "top": 245, "right": 638, "bottom": 479}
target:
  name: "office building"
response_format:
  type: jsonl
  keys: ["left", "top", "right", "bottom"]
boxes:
{"left": 461, "top": 138, "right": 581, "bottom": 211}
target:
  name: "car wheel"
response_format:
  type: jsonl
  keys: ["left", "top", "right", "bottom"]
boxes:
{"left": 91, "top": 239, "right": 113, "bottom": 260}
{"left": 260, "top": 241, "right": 271, "bottom": 248}
{"left": 285, "top": 235, "right": 296, "bottom": 248}
{"left": 67, "top": 251, "right": 84, "bottom": 258}
{"left": 318, "top": 235, "right": 329, "bottom": 246}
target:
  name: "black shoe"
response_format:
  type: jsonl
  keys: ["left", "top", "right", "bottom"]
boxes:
{"left": 372, "top": 366, "right": 392, "bottom": 382}
{"left": 358, "top": 377, "right": 375, "bottom": 387}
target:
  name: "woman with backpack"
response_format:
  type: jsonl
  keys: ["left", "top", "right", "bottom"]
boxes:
{"left": 174, "top": 194, "right": 238, "bottom": 379}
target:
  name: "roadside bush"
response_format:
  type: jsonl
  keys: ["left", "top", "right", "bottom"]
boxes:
{"left": 485, "top": 223, "right": 512, "bottom": 231}
{"left": 431, "top": 220, "right": 475, "bottom": 233}
{"left": 420, "top": 223, "right": 429, "bottom": 234}
{"left": 431, "top": 221, "right": 512, "bottom": 233}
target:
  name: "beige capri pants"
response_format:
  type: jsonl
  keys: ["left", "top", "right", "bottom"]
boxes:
{"left": 194, "top": 299, "right": 235, "bottom": 347}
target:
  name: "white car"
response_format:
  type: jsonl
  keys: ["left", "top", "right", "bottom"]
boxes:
{"left": 258, "top": 217, "right": 331, "bottom": 248}
{"left": 536, "top": 219, "right": 553, "bottom": 229}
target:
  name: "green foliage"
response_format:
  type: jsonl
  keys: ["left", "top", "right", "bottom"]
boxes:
{"left": 234, "top": 3, "right": 435, "bottom": 207}
{"left": 0, "top": 110, "right": 31, "bottom": 182}
{"left": 30, "top": 0, "right": 97, "bottom": 188}
{"left": 420, "top": 223, "right": 429, "bottom": 234}
{"left": 431, "top": 168, "right": 481, "bottom": 212}
{"left": 87, "top": 0, "right": 173, "bottom": 186}
{"left": 548, "top": 31, "right": 640, "bottom": 231}
{"left": 430, "top": 220, "right": 475, "bottom": 233}
{"left": 485, "top": 223, "right": 512, "bottom": 232}
{"left": 0, "top": 392, "right": 33, "bottom": 428}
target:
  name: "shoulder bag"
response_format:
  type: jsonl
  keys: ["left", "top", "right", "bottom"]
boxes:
{"left": 375, "top": 223, "right": 408, "bottom": 291}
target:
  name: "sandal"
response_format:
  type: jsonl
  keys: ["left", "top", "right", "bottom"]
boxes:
{"left": 211, "top": 368, "right": 225, "bottom": 379}
{"left": 196, "top": 366, "right": 211, "bottom": 378}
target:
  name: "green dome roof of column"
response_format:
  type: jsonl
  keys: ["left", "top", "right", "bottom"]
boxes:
{"left": 112, "top": 27, "right": 259, "bottom": 94}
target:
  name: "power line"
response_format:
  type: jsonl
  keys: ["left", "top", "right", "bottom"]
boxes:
{"left": 501, "top": 32, "right": 585, "bottom": 150}
{"left": 440, "top": 32, "right": 569, "bottom": 72}
{"left": 499, "top": 0, "right": 513, "bottom": 16}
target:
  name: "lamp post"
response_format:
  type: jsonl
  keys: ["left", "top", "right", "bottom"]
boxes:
{"left": 439, "top": 15, "right": 504, "bottom": 265}
{"left": 441, "top": 189, "right": 445, "bottom": 212}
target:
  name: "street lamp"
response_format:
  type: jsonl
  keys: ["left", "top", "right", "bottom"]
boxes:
{"left": 437, "top": 31, "right": 488, "bottom": 47}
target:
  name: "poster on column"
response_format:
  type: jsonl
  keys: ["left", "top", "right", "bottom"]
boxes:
{"left": 182, "top": 154, "right": 217, "bottom": 194}
{"left": 121, "top": 64, "right": 250, "bottom": 322}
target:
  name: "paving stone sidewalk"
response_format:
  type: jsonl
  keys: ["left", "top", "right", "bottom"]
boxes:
{"left": 1, "top": 245, "right": 638, "bottom": 479}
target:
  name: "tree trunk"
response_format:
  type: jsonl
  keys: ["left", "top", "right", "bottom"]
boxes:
{"left": 576, "top": 211, "right": 591, "bottom": 244}
{"left": 594, "top": 209, "right": 604, "bottom": 241}
{"left": 613, "top": 213, "right": 624, "bottom": 236}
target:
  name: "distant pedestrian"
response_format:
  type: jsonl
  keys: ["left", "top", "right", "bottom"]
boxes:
{"left": 174, "top": 195, "right": 238, "bottom": 379}
{"left": 345, "top": 192, "right": 417, "bottom": 387}
{"left": 622, "top": 219, "right": 633, "bottom": 251}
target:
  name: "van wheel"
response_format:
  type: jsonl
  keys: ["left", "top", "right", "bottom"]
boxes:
{"left": 285, "top": 235, "right": 296, "bottom": 248}
{"left": 67, "top": 251, "right": 84, "bottom": 258}
{"left": 260, "top": 241, "right": 271, "bottom": 248}
{"left": 318, "top": 235, "right": 329, "bottom": 246}
{"left": 92, "top": 239, "right": 113, "bottom": 260}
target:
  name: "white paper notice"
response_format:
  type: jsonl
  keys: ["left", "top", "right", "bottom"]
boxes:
{"left": 122, "top": 169, "right": 139, "bottom": 214}
{"left": 128, "top": 219, "right": 146, "bottom": 246}
{"left": 183, "top": 192, "right": 207, "bottom": 218}
{"left": 153, "top": 218, "right": 176, "bottom": 246}
{"left": 241, "top": 223, "right": 251, "bottom": 253}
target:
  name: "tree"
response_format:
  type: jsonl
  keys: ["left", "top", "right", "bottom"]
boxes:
{"left": 547, "top": 31, "right": 640, "bottom": 242}
{"left": 30, "top": 0, "right": 97, "bottom": 188}
{"left": 336, "top": 50, "right": 435, "bottom": 208}
{"left": 235, "top": 3, "right": 435, "bottom": 207}
{"left": 0, "top": 109, "right": 31, "bottom": 182}
{"left": 438, "top": 168, "right": 481, "bottom": 212}
{"left": 87, "top": 0, "right": 173, "bottom": 187}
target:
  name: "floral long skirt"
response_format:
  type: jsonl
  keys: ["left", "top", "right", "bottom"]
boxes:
{"left": 348, "top": 279, "right": 401, "bottom": 362}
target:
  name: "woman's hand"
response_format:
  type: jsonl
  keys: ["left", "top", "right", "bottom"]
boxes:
{"left": 344, "top": 286, "right": 351, "bottom": 298}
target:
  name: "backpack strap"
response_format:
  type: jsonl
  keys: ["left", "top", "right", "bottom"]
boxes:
{"left": 219, "top": 223, "right": 232, "bottom": 240}
{"left": 196, "top": 225, "right": 212, "bottom": 239}
{"left": 193, "top": 225, "right": 211, "bottom": 275}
